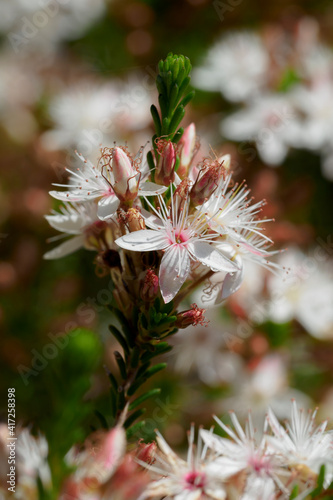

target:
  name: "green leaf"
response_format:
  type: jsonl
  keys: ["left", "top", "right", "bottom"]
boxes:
{"left": 114, "top": 351, "right": 127, "bottom": 379}
{"left": 289, "top": 485, "right": 299, "bottom": 499}
{"left": 128, "top": 363, "right": 167, "bottom": 396}
{"left": 124, "top": 408, "right": 146, "bottom": 429}
{"left": 108, "top": 325, "right": 129, "bottom": 355}
{"left": 129, "top": 388, "right": 161, "bottom": 411}
{"left": 169, "top": 83, "right": 179, "bottom": 112}
{"left": 130, "top": 346, "right": 141, "bottom": 368}
{"left": 94, "top": 410, "right": 108, "bottom": 429}
{"left": 173, "top": 128, "right": 184, "bottom": 143}
{"left": 126, "top": 420, "right": 146, "bottom": 439}
{"left": 150, "top": 105, "right": 161, "bottom": 136}
{"left": 178, "top": 76, "right": 190, "bottom": 99}
{"left": 140, "top": 342, "right": 172, "bottom": 362}
{"left": 169, "top": 105, "right": 185, "bottom": 134}
{"left": 179, "top": 90, "right": 195, "bottom": 108}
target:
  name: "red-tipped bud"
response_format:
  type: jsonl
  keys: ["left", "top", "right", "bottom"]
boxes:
{"left": 190, "top": 154, "right": 230, "bottom": 205}
{"left": 175, "top": 303, "right": 208, "bottom": 328}
{"left": 155, "top": 140, "right": 176, "bottom": 185}
{"left": 178, "top": 123, "right": 197, "bottom": 178}
{"left": 112, "top": 147, "right": 139, "bottom": 201}
{"left": 137, "top": 440, "right": 157, "bottom": 465}
{"left": 141, "top": 269, "right": 159, "bottom": 302}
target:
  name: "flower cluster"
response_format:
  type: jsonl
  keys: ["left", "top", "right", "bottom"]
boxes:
{"left": 45, "top": 124, "right": 283, "bottom": 309}
{"left": 193, "top": 18, "right": 333, "bottom": 180}
{"left": 141, "top": 401, "right": 333, "bottom": 500}
{"left": 2, "top": 402, "right": 332, "bottom": 499}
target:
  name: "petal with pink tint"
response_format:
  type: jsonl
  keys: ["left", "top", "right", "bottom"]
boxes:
{"left": 159, "top": 246, "right": 190, "bottom": 303}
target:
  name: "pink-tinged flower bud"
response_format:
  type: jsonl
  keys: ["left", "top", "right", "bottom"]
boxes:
{"left": 155, "top": 140, "right": 176, "bottom": 185}
{"left": 137, "top": 440, "right": 157, "bottom": 465}
{"left": 141, "top": 269, "right": 159, "bottom": 302}
{"left": 83, "top": 426, "right": 126, "bottom": 486}
{"left": 190, "top": 154, "right": 230, "bottom": 205}
{"left": 112, "top": 147, "right": 139, "bottom": 202}
{"left": 178, "top": 123, "right": 197, "bottom": 178}
{"left": 175, "top": 303, "right": 208, "bottom": 328}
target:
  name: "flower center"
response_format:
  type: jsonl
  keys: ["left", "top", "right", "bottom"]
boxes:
{"left": 184, "top": 470, "right": 206, "bottom": 490}
{"left": 248, "top": 453, "right": 271, "bottom": 475}
{"left": 174, "top": 230, "right": 187, "bottom": 244}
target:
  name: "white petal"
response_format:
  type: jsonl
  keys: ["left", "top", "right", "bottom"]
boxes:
{"left": 43, "top": 235, "right": 85, "bottom": 260}
{"left": 115, "top": 230, "right": 169, "bottom": 252}
{"left": 159, "top": 246, "right": 190, "bottom": 303}
{"left": 218, "top": 257, "right": 244, "bottom": 302}
{"left": 140, "top": 208, "right": 164, "bottom": 230}
{"left": 45, "top": 214, "right": 82, "bottom": 235}
{"left": 188, "top": 241, "right": 238, "bottom": 273}
{"left": 139, "top": 181, "right": 167, "bottom": 196}
{"left": 97, "top": 196, "right": 120, "bottom": 221}
{"left": 49, "top": 189, "right": 100, "bottom": 202}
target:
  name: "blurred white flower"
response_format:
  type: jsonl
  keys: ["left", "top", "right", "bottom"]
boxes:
{"left": 200, "top": 412, "right": 286, "bottom": 498}
{"left": 193, "top": 32, "right": 269, "bottom": 102}
{"left": 16, "top": 429, "right": 51, "bottom": 496}
{"left": 267, "top": 247, "right": 333, "bottom": 339}
{"left": 41, "top": 77, "right": 153, "bottom": 153}
{"left": 290, "top": 80, "right": 333, "bottom": 180}
{"left": 221, "top": 93, "right": 301, "bottom": 165}
{"left": 221, "top": 355, "right": 311, "bottom": 428}
{"left": 267, "top": 400, "right": 333, "bottom": 479}
{"left": 1, "top": 0, "right": 106, "bottom": 53}
{"left": 0, "top": 50, "right": 41, "bottom": 142}
{"left": 170, "top": 308, "right": 242, "bottom": 385}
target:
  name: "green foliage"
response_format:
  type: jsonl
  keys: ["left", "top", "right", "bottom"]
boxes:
{"left": 107, "top": 294, "right": 178, "bottom": 438}
{"left": 32, "top": 329, "right": 101, "bottom": 498}
{"left": 151, "top": 53, "right": 194, "bottom": 143}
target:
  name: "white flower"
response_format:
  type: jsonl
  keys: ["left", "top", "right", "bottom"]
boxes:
{"left": 170, "top": 308, "right": 242, "bottom": 385}
{"left": 221, "top": 94, "right": 301, "bottom": 165}
{"left": 41, "top": 77, "right": 152, "bottom": 152}
{"left": 16, "top": 429, "right": 52, "bottom": 492}
{"left": 267, "top": 400, "right": 333, "bottom": 478}
{"left": 49, "top": 148, "right": 166, "bottom": 221}
{"left": 267, "top": 247, "right": 333, "bottom": 339}
{"left": 193, "top": 32, "right": 269, "bottom": 102}
{"left": 200, "top": 412, "right": 286, "bottom": 497}
{"left": 44, "top": 200, "right": 107, "bottom": 259}
{"left": 115, "top": 190, "right": 239, "bottom": 303}
{"left": 200, "top": 174, "right": 271, "bottom": 244}
{"left": 140, "top": 427, "right": 227, "bottom": 499}
{"left": 0, "top": 0, "right": 106, "bottom": 52}
{"left": 220, "top": 355, "right": 311, "bottom": 430}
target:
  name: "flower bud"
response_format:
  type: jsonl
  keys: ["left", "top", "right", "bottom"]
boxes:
{"left": 141, "top": 269, "right": 159, "bottom": 302}
{"left": 125, "top": 208, "right": 145, "bottom": 232}
{"left": 178, "top": 123, "right": 197, "bottom": 178}
{"left": 190, "top": 154, "right": 230, "bottom": 205}
{"left": 137, "top": 440, "right": 157, "bottom": 465}
{"left": 175, "top": 303, "right": 207, "bottom": 328}
{"left": 112, "top": 147, "right": 139, "bottom": 201}
{"left": 155, "top": 140, "right": 176, "bottom": 185}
